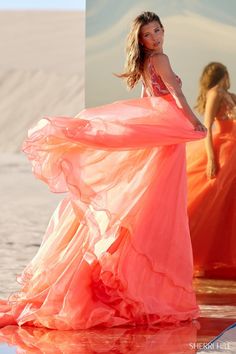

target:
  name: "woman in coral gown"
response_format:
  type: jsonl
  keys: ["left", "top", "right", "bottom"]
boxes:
{"left": 187, "top": 62, "right": 236, "bottom": 278}
{"left": 0, "top": 11, "right": 206, "bottom": 330}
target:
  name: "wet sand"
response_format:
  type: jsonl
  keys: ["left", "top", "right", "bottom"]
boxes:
{"left": 0, "top": 154, "right": 61, "bottom": 298}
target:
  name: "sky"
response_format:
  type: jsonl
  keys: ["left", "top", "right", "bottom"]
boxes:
{"left": 0, "top": 0, "right": 85, "bottom": 10}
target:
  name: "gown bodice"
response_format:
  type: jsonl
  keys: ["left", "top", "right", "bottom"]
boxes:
{"left": 142, "top": 54, "right": 182, "bottom": 98}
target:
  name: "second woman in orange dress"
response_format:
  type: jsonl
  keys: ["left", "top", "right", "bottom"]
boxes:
{"left": 187, "top": 62, "right": 236, "bottom": 279}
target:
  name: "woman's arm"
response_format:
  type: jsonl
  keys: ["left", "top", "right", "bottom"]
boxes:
{"left": 204, "top": 89, "right": 222, "bottom": 179}
{"left": 151, "top": 54, "right": 206, "bottom": 132}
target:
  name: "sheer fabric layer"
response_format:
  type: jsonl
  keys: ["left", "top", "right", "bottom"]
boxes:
{"left": 0, "top": 96, "right": 206, "bottom": 329}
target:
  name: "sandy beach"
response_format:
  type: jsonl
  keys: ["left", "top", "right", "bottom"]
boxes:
{"left": 0, "top": 153, "right": 62, "bottom": 297}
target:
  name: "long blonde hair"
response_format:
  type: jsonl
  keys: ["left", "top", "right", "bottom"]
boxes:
{"left": 117, "top": 11, "right": 163, "bottom": 90}
{"left": 195, "top": 62, "right": 228, "bottom": 115}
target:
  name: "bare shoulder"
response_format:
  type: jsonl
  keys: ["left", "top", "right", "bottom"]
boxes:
{"left": 206, "top": 87, "right": 223, "bottom": 103}
{"left": 151, "top": 53, "right": 170, "bottom": 65}
{"left": 150, "top": 53, "right": 172, "bottom": 74}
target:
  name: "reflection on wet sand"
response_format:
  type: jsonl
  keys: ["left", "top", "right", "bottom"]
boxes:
{"left": 0, "top": 322, "right": 199, "bottom": 354}
{"left": 195, "top": 278, "right": 236, "bottom": 345}
{"left": 1, "top": 280, "right": 236, "bottom": 353}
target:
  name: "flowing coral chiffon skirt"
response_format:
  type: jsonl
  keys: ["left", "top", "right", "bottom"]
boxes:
{"left": 187, "top": 118, "right": 236, "bottom": 278}
{"left": 0, "top": 95, "right": 206, "bottom": 329}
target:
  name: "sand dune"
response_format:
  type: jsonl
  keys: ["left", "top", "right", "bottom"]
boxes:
{"left": 0, "top": 69, "right": 84, "bottom": 152}
{"left": 0, "top": 11, "right": 84, "bottom": 153}
{"left": 0, "top": 11, "right": 84, "bottom": 73}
